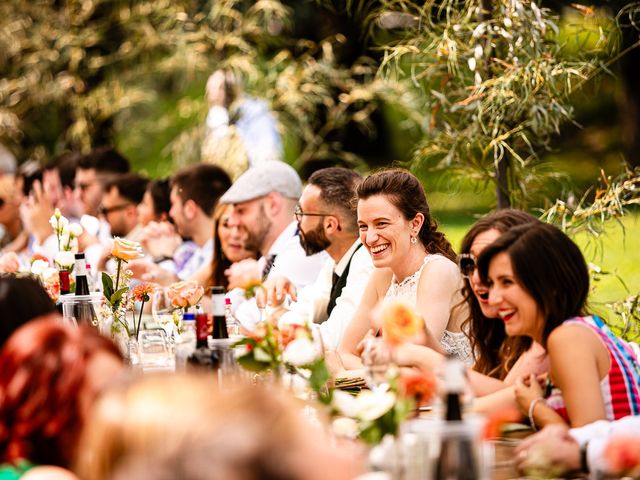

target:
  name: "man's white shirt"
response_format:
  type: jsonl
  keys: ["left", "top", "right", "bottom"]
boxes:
{"left": 291, "top": 240, "right": 373, "bottom": 350}
{"left": 233, "top": 222, "right": 327, "bottom": 330}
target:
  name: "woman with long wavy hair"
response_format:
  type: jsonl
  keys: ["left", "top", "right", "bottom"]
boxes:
{"left": 339, "top": 168, "right": 470, "bottom": 367}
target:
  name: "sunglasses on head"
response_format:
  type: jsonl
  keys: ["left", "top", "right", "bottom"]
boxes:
{"left": 458, "top": 253, "right": 477, "bottom": 279}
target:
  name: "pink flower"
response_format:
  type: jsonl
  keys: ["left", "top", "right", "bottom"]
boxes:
{"left": 132, "top": 283, "right": 154, "bottom": 302}
{"left": 167, "top": 280, "right": 204, "bottom": 308}
{"left": 226, "top": 259, "right": 262, "bottom": 292}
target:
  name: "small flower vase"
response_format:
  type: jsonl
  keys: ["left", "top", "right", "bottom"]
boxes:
{"left": 127, "top": 337, "right": 140, "bottom": 366}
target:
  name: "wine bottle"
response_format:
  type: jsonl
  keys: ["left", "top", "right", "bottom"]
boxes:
{"left": 211, "top": 286, "right": 228, "bottom": 339}
{"left": 433, "top": 356, "right": 478, "bottom": 480}
{"left": 73, "top": 253, "right": 97, "bottom": 325}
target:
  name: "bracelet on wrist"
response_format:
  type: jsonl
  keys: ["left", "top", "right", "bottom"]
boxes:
{"left": 527, "top": 397, "right": 546, "bottom": 432}
{"left": 153, "top": 255, "right": 173, "bottom": 264}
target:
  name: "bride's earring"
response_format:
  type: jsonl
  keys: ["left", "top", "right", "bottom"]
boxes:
{"left": 410, "top": 235, "right": 417, "bottom": 245}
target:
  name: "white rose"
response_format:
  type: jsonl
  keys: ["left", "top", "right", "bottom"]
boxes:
{"left": 331, "top": 417, "right": 359, "bottom": 439}
{"left": 355, "top": 390, "right": 397, "bottom": 421}
{"left": 42, "top": 267, "right": 59, "bottom": 284}
{"left": 68, "top": 223, "right": 83, "bottom": 237}
{"left": 49, "top": 215, "right": 59, "bottom": 231}
{"left": 30, "top": 259, "right": 49, "bottom": 276}
{"left": 277, "top": 310, "right": 308, "bottom": 329}
{"left": 282, "top": 337, "right": 319, "bottom": 366}
{"left": 69, "top": 238, "right": 79, "bottom": 253}
{"left": 55, "top": 250, "right": 75, "bottom": 268}
{"left": 332, "top": 390, "right": 361, "bottom": 418}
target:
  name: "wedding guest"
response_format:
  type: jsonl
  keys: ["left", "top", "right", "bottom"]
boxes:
{"left": 202, "top": 68, "right": 282, "bottom": 180}
{"left": 74, "top": 146, "right": 130, "bottom": 219}
{"left": 137, "top": 178, "right": 171, "bottom": 226}
{"left": 0, "top": 276, "right": 57, "bottom": 347}
{"left": 0, "top": 319, "right": 124, "bottom": 479}
{"left": 478, "top": 222, "right": 640, "bottom": 428}
{"left": 0, "top": 176, "right": 24, "bottom": 253}
{"left": 515, "top": 417, "right": 640, "bottom": 477}
{"left": 264, "top": 167, "right": 374, "bottom": 350}
{"left": 339, "top": 168, "right": 470, "bottom": 366}
{"left": 220, "top": 161, "right": 327, "bottom": 330}
{"left": 100, "top": 173, "right": 148, "bottom": 239}
{"left": 394, "top": 210, "right": 548, "bottom": 397}
{"left": 190, "top": 204, "right": 258, "bottom": 289}
{"left": 43, "top": 152, "right": 83, "bottom": 221}
{"left": 76, "top": 375, "right": 363, "bottom": 480}
{"left": 129, "top": 164, "right": 231, "bottom": 284}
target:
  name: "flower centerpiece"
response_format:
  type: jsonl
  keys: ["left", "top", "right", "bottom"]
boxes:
{"left": 226, "top": 258, "right": 263, "bottom": 299}
{"left": 331, "top": 370, "right": 436, "bottom": 445}
{"left": 30, "top": 257, "right": 62, "bottom": 302}
{"left": 49, "top": 208, "right": 83, "bottom": 294}
{"left": 101, "top": 237, "right": 145, "bottom": 336}
{"left": 167, "top": 280, "right": 205, "bottom": 312}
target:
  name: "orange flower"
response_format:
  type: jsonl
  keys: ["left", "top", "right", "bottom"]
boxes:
{"left": 481, "top": 407, "right": 522, "bottom": 440}
{"left": 167, "top": 280, "right": 204, "bottom": 308}
{"left": 400, "top": 370, "right": 437, "bottom": 406}
{"left": 111, "top": 237, "right": 144, "bottom": 262}
{"left": 381, "top": 300, "right": 424, "bottom": 346}
{"left": 132, "top": 283, "right": 154, "bottom": 302}
{"left": 604, "top": 436, "right": 640, "bottom": 475}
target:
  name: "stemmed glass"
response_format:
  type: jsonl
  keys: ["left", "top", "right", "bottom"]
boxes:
{"left": 362, "top": 337, "right": 394, "bottom": 392}
{"left": 151, "top": 287, "right": 178, "bottom": 352}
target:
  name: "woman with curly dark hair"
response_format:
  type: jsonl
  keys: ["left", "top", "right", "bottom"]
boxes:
{"left": 339, "top": 168, "right": 471, "bottom": 366}
{"left": 393, "top": 209, "right": 549, "bottom": 400}
{"left": 0, "top": 318, "right": 124, "bottom": 479}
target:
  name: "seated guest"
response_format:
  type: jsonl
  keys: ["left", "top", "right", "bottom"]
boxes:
{"left": 137, "top": 178, "right": 171, "bottom": 226}
{"left": 394, "top": 209, "right": 548, "bottom": 398}
{"left": 101, "top": 173, "right": 149, "bottom": 240}
{"left": 478, "top": 222, "right": 640, "bottom": 428}
{"left": 44, "top": 152, "right": 83, "bottom": 221}
{"left": 0, "top": 318, "right": 124, "bottom": 479}
{"left": 0, "top": 176, "right": 24, "bottom": 254}
{"left": 76, "top": 375, "right": 363, "bottom": 480}
{"left": 338, "top": 168, "right": 470, "bottom": 366}
{"left": 264, "top": 167, "right": 373, "bottom": 350}
{"left": 0, "top": 276, "right": 57, "bottom": 347}
{"left": 129, "top": 164, "right": 231, "bottom": 284}
{"left": 220, "top": 161, "right": 327, "bottom": 330}
{"left": 189, "top": 204, "right": 259, "bottom": 289}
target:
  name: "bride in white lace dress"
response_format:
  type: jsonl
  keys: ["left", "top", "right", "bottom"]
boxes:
{"left": 338, "top": 169, "right": 472, "bottom": 367}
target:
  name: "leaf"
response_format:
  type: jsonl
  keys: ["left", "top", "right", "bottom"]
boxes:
{"left": 102, "top": 272, "right": 114, "bottom": 299}
{"left": 237, "top": 354, "right": 269, "bottom": 373}
{"left": 110, "top": 287, "right": 129, "bottom": 306}
{"left": 308, "top": 360, "right": 330, "bottom": 393}
{"left": 253, "top": 346, "right": 272, "bottom": 363}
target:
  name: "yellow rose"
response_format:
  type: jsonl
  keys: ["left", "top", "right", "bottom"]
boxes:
{"left": 111, "top": 237, "right": 144, "bottom": 262}
{"left": 381, "top": 300, "right": 424, "bottom": 346}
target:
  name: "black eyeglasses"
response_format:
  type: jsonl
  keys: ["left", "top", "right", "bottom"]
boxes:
{"left": 294, "top": 205, "right": 332, "bottom": 223}
{"left": 458, "top": 253, "right": 477, "bottom": 279}
{"left": 99, "top": 203, "right": 132, "bottom": 216}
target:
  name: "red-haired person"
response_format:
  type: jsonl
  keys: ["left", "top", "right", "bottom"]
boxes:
{"left": 0, "top": 319, "right": 124, "bottom": 479}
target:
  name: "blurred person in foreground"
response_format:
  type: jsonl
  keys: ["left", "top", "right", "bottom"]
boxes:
{"left": 0, "top": 275, "right": 57, "bottom": 346}
{"left": 220, "top": 161, "right": 327, "bottom": 330}
{"left": 263, "top": 167, "right": 373, "bottom": 350}
{"left": 0, "top": 318, "right": 124, "bottom": 479}
{"left": 76, "top": 374, "right": 364, "bottom": 480}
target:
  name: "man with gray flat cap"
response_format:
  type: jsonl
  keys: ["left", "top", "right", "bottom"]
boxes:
{"left": 221, "top": 161, "right": 327, "bottom": 329}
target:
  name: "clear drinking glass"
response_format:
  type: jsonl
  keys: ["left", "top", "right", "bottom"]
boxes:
{"left": 138, "top": 328, "right": 174, "bottom": 371}
{"left": 362, "top": 337, "right": 393, "bottom": 392}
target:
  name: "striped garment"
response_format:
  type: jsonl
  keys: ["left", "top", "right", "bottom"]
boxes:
{"left": 545, "top": 315, "right": 640, "bottom": 422}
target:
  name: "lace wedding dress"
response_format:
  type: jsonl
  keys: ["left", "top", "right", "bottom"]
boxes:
{"left": 384, "top": 254, "right": 474, "bottom": 365}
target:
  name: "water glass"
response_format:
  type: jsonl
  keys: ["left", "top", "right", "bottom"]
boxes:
{"left": 362, "top": 337, "right": 393, "bottom": 392}
{"left": 138, "top": 329, "right": 175, "bottom": 371}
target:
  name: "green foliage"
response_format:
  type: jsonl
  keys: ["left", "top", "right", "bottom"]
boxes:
{"left": 373, "top": 0, "right": 619, "bottom": 207}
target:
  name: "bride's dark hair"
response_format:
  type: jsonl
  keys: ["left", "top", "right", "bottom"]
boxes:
{"left": 356, "top": 168, "right": 456, "bottom": 262}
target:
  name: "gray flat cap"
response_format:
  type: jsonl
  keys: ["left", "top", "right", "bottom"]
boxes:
{"left": 220, "top": 161, "right": 302, "bottom": 204}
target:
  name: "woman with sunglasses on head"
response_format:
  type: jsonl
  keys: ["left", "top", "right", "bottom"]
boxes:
{"left": 393, "top": 210, "right": 549, "bottom": 399}
{"left": 478, "top": 222, "right": 640, "bottom": 428}
{"left": 338, "top": 169, "right": 471, "bottom": 367}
